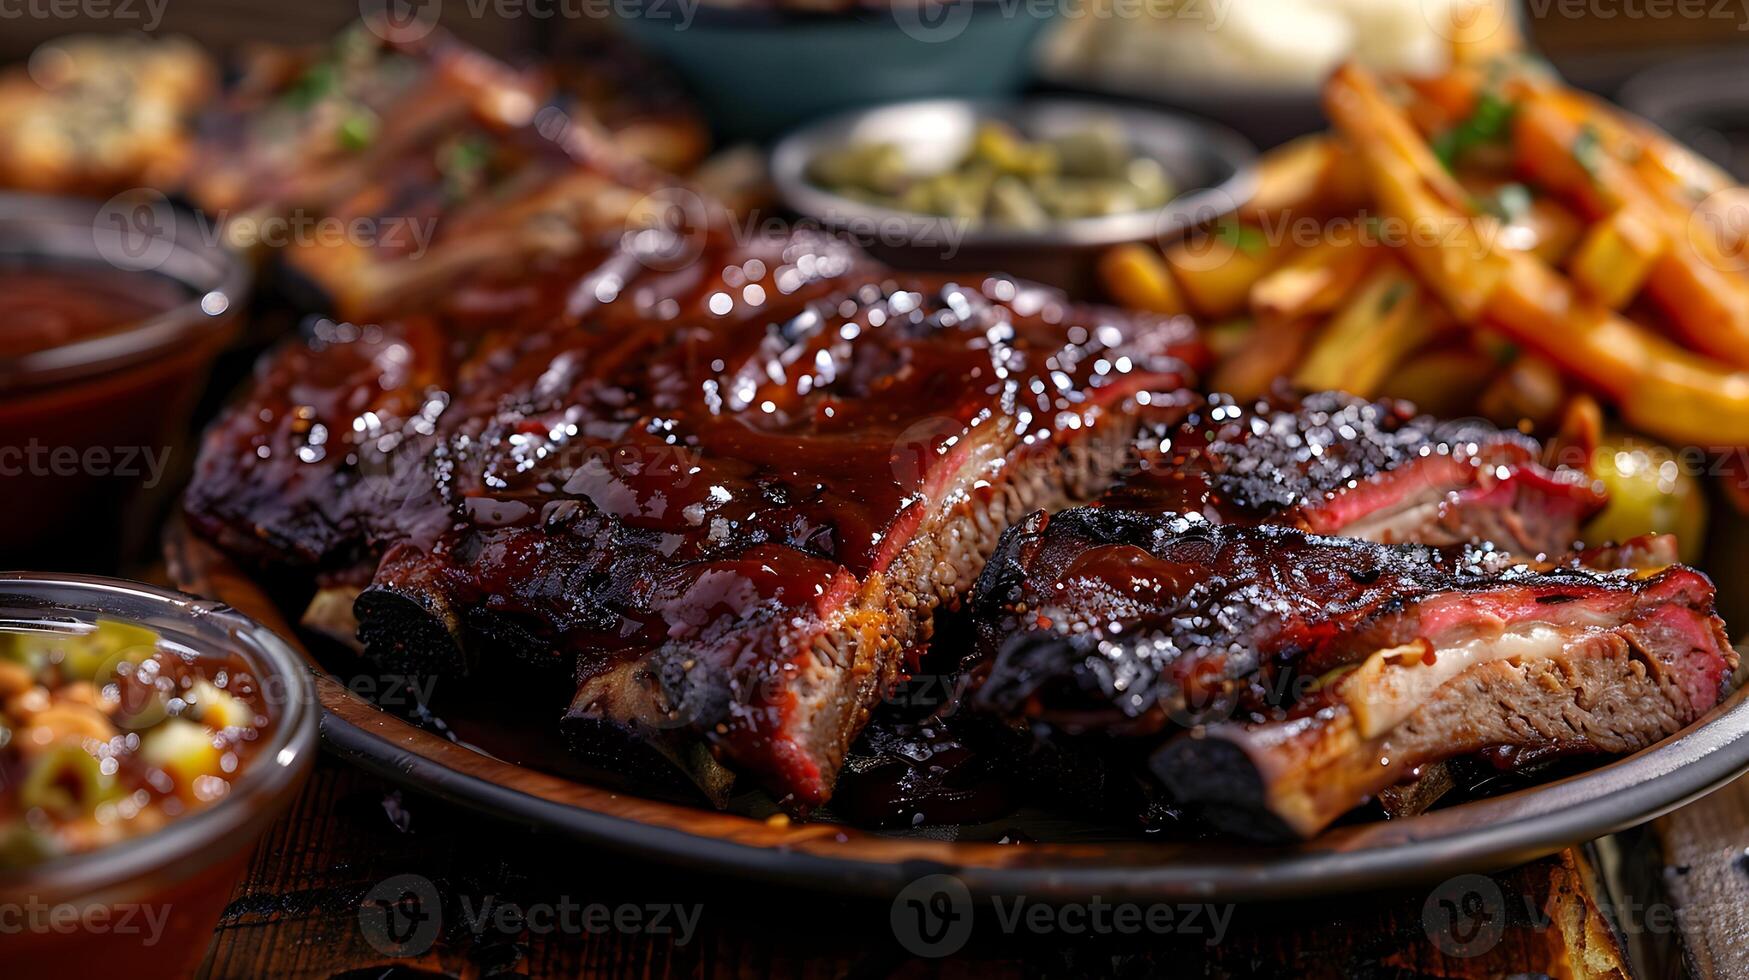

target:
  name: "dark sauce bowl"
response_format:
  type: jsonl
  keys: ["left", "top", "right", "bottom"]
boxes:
{"left": 0, "top": 192, "right": 248, "bottom": 568}
{"left": 0, "top": 574, "right": 315, "bottom": 980}
{"left": 617, "top": 0, "right": 1058, "bottom": 141}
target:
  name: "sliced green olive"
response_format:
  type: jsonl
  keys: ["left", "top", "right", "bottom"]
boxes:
{"left": 1585, "top": 440, "right": 1707, "bottom": 563}
{"left": 808, "top": 142, "right": 907, "bottom": 196}
{"left": 20, "top": 742, "right": 116, "bottom": 818}
{"left": 1124, "top": 158, "right": 1174, "bottom": 209}
{"left": 59, "top": 619, "right": 158, "bottom": 682}
{"left": 0, "top": 825, "right": 58, "bottom": 870}
{"left": 809, "top": 118, "right": 1172, "bottom": 229}
{"left": 337, "top": 108, "right": 379, "bottom": 152}
{"left": 1049, "top": 122, "right": 1129, "bottom": 179}
{"left": 988, "top": 176, "right": 1049, "bottom": 229}
{"left": 968, "top": 121, "right": 1042, "bottom": 176}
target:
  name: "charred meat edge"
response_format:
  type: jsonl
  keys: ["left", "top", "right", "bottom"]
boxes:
{"left": 558, "top": 407, "right": 1148, "bottom": 808}
{"left": 1152, "top": 552, "right": 1735, "bottom": 840}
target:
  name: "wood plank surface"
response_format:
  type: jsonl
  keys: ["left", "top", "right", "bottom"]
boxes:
{"left": 193, "top": 756, "right": 1650, "bottom": 979}
{"left": 1653, "top": 775, "right": 1749, "bottom": 980}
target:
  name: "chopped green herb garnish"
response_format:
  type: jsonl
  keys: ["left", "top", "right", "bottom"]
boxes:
{"left": 1216, "top": 221, "right": 1267, "bottom": 256}
{"left": 285, "top": 61, "right": 335, "bottom": 109}
{"left": 1378, "top": 281, "right": 1411, "bottom": 314}
{"left": 1433, "top": 91, "right": 1517, "bottom": 172}
{"left": 443, "top": 137, "right": 491, "bottom": 178}
{"left": 1475, "top": 182, "right": 1533, "bottom": 223}
{"left": 1573, "top": 124, "right": 1605, "bottom": 181}
{"left": 337, "top": 110, "right": 378, "bottom": 152}
{"left": 440, "top": 135, "right": 494, "bottom": 202}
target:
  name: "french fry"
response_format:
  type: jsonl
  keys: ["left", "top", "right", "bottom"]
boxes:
{"left": 1163, "top": 224, "right": 1286, "bottom": 320}
{"left": 1325, "top": 68, "right": 1506, "bottom": 321}
{"left": 1567, "top": 207, "right": 1663, "bottom": 309}
{"left": 1463, "top": 178, "right": 1584, "bottom": 265}
{"left": 1518, "top": 195, "right": 1584, "bottom": 265}
{"left": 1508, "top": 95, "right": 1628, "bottom": 219}
{"left": 1209, "top": 317, "right": 1309, "bottom": 401}
{"left": 1294, "top": 263, "right": 1430, "bottom": 398}
{"left": 1250, "top": 237, "right": 1376, "bottom": 323}
{"left": 1328, "top": 64, "right": 1749, "bottom": 446}
{"left": 1546, "top": 393, "right": 1603, "bottom": 472}
{"left": 1495, "top": 228, "right": 1749, "bottom": 446}
{"left": 1511, "top": 90, "right": 1749, "bottom": 368}
{"left": 1377, "top": 347, "right": 1498, "bottom": 420}
{"left": 1544, "top": 83, "right": 1734, "bottom": 202}
{"left": 1477, "top": 353, "right": 1565, "bottom": 430}
{"left": 1239, "top": 135, "right": 1368, "bottom": 220}
{"left": 1099, "top": 243, "right": 1187, "bottom": 316}
{"left": 1404, "top": 70, "right": 1482, "bottom": 131}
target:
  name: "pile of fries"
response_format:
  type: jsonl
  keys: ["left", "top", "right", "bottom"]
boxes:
{"left": 1100, "top": 40, "right": 1749, "bottom": 551}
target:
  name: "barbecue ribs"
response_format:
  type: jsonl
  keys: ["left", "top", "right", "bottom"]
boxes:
{"left": 966, "top": 394, "right": 1736, "bottom": 837}
{"left": 184, "top": 226, "right": 1205, "bottom": 808}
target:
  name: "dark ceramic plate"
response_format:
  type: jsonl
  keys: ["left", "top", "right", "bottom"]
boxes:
{"left": 166, "top": 524, "right": 1749, "bottom": 901}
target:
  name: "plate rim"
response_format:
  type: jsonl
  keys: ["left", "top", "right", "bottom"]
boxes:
{"left": 166, "top": 523, "right": 1749, "bottom": 902}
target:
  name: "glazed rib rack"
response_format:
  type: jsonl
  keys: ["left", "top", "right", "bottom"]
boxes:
{"left": 965, "top": 393, "right": 1736, "bottom": 837}
{"left": 185, "top": 226, "right": 1204, "bottom": 808}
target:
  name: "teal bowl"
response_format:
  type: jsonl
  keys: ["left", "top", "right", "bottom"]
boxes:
{"left": 616, "top": 1, "right": 1058, "bottom": 141}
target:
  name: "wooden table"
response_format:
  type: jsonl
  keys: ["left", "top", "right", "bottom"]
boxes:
{"left": 193, "top": 748, "right": 1749, "bottom": 978}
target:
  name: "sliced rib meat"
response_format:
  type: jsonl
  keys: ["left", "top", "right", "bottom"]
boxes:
{"left": 1151, "top": 533, "right": 1735, "bottom": 838}
{"left": 1103, "top": 390, "right": 1605, "bottom": 553}
{"left": 965, "top": 391, "right": 1607, "bottom": 736}
{"left": 185, "top": 227, "right": 1205, "bottom": 808}
{"left": 968, "top": 513, "right": 1735, "bottom": 838}
{"left": 961, "top": 393, "right": 1733, "bottom": 837}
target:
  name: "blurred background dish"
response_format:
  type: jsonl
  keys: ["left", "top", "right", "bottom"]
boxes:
{"left": 772, "top": 98, "right": 1256, "bottom": 290}
{"left": 0, "top": 35, "right": 214, "bottom": 198}
{"left": 618, "top": 0, "right": 1059, "bottom": 141}
{"left": 1038, "top": 0, "right": 1524, "bottom": 147}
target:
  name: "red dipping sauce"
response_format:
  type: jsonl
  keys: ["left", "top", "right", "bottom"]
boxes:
{"left": 0, "top": 194, "right": 247, "bottom": 567}
{"left": 0, "top": 263, "right": 188, "bottom": 360}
